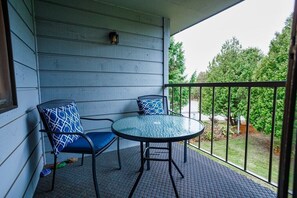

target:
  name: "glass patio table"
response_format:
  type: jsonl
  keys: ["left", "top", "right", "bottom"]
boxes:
{"left": 112, "top": 115, "right": 204, "bottom": 198}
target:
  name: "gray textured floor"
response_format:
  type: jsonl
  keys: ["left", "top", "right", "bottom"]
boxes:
{"left": 34, "top": 143, "right": 276, "bottom": 198}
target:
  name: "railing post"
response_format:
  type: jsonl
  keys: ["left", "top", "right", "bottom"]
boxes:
{"left": 293, "top": 136, "right": 297, "bottom": 197}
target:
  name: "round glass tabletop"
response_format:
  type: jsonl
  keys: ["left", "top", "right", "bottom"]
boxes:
{"left": 112, "top": 115, "right": 204, "bottom": 142}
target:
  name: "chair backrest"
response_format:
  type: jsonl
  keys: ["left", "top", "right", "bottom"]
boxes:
{"left": 137, "top": 95, "right": 169, "bottom": 115}
{"left": 37, "top": 99, "right": 75, "bottom": 129}
{"left": 37, "top": 99, "right": 76, "bottom": 149}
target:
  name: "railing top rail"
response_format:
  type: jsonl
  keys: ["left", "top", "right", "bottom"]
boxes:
{"left": 164, "top": 81, "right": 286, "bottom": 88}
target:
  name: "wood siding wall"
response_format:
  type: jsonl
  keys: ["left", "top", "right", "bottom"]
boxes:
{"left": 0, "top": 0, "right": 42, "bottom": 197}
{"left": 35, "top": 0, "right": 169, "bottom": 161}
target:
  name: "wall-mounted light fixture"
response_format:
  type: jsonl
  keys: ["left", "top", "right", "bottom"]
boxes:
{"left": 109, "top": 31, "right": 119, "bottom": 45}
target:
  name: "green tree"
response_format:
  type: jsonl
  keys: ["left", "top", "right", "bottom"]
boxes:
{"left": 168, "top": 38, "right": 189, "bottom": 112}
{"left": 189, "top": 71, "right": 207, "bottom": 100}
{"left": 200, "top": 15, "right": 291, "bottom": 137}
{"left": 250, "top": 16, "right": 291, "bottom": 137}
{"left": 189, "top": 71, "right": 198, "bottom": 99}
{"left": 201, "top": 37, "right": 264, "bottom": 125}
{"left": 196, "top": 71, "right": 207, "bottom": 83}
{"left": 190, "top": 71, "right": 197, "bottom": 83}
{"left": 192, "top": 71, "right": 207, "bottom": 100}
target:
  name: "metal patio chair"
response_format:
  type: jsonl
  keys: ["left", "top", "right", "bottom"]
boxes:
{"left": 137, "top": 95, "right": 188, "bottom": 164}
{"left": 37, "top": 99, "right": 121, "bottom": 198}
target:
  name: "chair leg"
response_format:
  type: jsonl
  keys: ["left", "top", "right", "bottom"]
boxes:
{"left": 117, "top": 137, "right": 121, "bottom": 170}
{"left": 145, "top": 142, "right": 150, "bottom": 170}
{"left": 51, "top": 154, "right": 57, "bottom": 191}
{"left": 91, "top": 154, "right": 100, "bottom": 198}
{"left": 184, "top": 140, "right": 187, "bottom": 163}
{"left": 81, "top": 154, "right": 84, "bottom": 166}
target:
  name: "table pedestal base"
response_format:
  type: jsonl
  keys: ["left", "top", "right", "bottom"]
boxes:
{"left": 129, "top": 142, "right": 184, "bottom": 198}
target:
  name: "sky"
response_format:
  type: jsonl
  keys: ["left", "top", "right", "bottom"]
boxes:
{"left": 174, "top": 0, "right": 295, "bottom": 79}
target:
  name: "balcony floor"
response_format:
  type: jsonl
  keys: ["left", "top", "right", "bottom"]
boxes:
{"left": 34, "top": 143, "right": 276, "bottom": 197}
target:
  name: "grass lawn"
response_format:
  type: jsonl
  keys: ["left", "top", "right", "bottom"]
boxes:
{"left": 198, "top": 134, "right": 279, "bottom": 183}
{"left": 189, "top": 132, "right": 295, "bottom": 193}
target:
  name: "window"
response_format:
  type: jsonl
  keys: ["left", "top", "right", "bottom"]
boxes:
{"left": 0, "top": 0, "right": 17, "bottom": 113}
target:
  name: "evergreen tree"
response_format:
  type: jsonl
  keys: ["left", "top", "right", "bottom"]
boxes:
{"left": 169, "top": 38, "right": 189, "bottom": 112}
{"left": 250, "top": 16, "right": 291, "bottom": 137}
{"left": 190, "top": 71, "right": 197, "bottom": 83}
{"left": 201, "top": 38, "right": 263, "bottom": 125}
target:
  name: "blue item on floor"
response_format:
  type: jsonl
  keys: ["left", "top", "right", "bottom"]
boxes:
{"left": 40, "top": 168, "right": 51, "bottom": 177}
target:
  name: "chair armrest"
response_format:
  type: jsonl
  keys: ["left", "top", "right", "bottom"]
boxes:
{"left": 39, "top": 129, "right": 96, "bottom": 154}
{"left": 137, "top": 111, "right": 144, "bottom": 115}
{"left": 80, "top": 117, "right": 114, "bottom": 123}
{"left": 80, "top": 117, "right": 114, "bottom": 134}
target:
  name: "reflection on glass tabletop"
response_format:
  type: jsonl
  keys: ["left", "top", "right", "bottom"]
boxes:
{"left": 112, "top": 115, "right": 204, "bottom": 142}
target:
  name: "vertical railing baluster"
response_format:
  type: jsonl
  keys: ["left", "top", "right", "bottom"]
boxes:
{"left": 226, "top": 87, "right": 231, "bottom": 162}
{"left": 185, "top": 86, "right": 192, "bottom": 153}
{"left": 199, "top": 86, "right": 202, "bottom": 149}
{"left": 199, "top": 86, "right": 202, "bottom": 121}
{"left": 189, "top": 87, "right": 191, "bottom": 118}
{"left": 179, "top": 86, "right": 182, "bottom": 114}
{"left": 211, "top": 87, "right": 215, "bottom": 155}
{"left": 164, "top": 81, "right": 286, "bottom": 187}
{"left": 244, "top": 87, "right": 251, "bottom": 171}
{"left": 268, "top": 87, "right": 277, "bottom": 183}
{"left": 171, "top": 87, "right": 174, "bottom": 111}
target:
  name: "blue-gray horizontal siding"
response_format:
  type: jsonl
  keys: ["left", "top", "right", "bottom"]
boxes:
{"left": 36, "top": 0, "right": 165, "bottom": 116}
{"left": 36, "top": 0, "right": 166, "bottom": 162}
{"left": 0, "top": 0, "right": 42, "bottom": 197}
{"left": 37, "top": 37, "right": 163, "bottom": 62}
{"left": 38, "top": 54, "right": 163, "bottom": 74}
{"left": 36, "top": 20, "right": 163, "bottom": 51}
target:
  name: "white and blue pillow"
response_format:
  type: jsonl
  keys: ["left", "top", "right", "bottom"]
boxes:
{"left": 137, "top": 98, "right": 165, "bottom": 115}
{"left": 42, "top": 102, "right": 84, "bottom": 155}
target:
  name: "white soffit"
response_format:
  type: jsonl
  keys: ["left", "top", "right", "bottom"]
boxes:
{"left": 94, "top": 0, "right": 244, "bottom": 35}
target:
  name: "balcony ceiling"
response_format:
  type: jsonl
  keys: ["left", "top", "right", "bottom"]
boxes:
{"left": 93, "top": 0, "right": 243, "bottom": 35}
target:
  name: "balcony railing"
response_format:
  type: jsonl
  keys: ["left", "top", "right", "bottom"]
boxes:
{"left": 164, "top": 81, "right": 286, "bottom": 187}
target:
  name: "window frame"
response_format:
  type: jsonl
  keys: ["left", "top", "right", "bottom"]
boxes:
{"left": 0, "top": 0, "right": 17, "bottom": 114}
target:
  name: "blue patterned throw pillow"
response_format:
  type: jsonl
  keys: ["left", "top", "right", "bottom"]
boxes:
{"left": 43, "top": 102, "right": 84, "bottom": 155}
{"left": 137, "top": 98, "right": 165, "bottom": 115}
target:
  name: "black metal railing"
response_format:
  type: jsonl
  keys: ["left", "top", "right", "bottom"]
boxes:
{"left": 164, "top": 81, "right": 286, "bottom": 187}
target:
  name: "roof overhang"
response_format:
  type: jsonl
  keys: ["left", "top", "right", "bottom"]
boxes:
{"left": 94, "top": 0, "right": 244, "bottom": 35}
